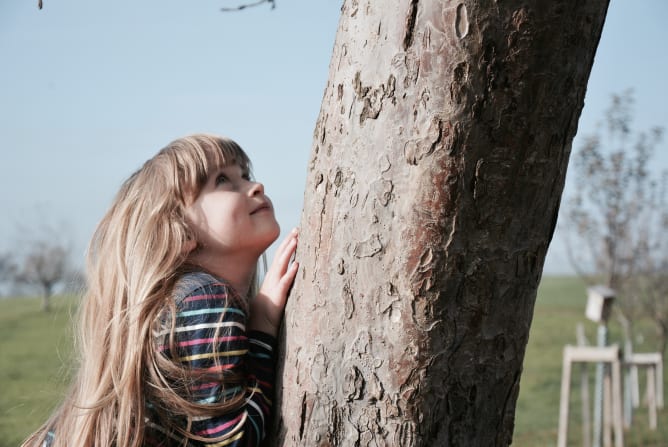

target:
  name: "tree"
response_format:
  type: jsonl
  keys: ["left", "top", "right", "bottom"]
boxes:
{"left": 15, "top": 240, "right": 73, "bottom": 311}
{"left": 0, "top": 252, "right": 17, "bottom": 296}
{"left": 0, "top": 252, "right": 14, "bottom": 280}
{"left": 565, "top": 90, "right": 667, "bottom": 353}
{"left": 272, "top": 1, "right": 610, "bottom": 445}
{"left": 634, "top": 265, "right": 668, "bottom": 354}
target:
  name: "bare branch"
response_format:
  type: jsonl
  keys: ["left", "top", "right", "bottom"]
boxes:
{"left": 221, "top": 0, "right": 275, "bottom": 12}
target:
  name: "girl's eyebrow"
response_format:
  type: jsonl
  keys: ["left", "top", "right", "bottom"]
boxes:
{"left": 232, "top": 162, "right": 250, "bottom": 177}
{"left": 213, "top": 164, "right": 249, "bottom": 179}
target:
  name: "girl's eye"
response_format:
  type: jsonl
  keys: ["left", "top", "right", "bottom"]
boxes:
{"left": 215, "top": 174, "right": 228, "bottom": 186}
{"left": 242, "top": 173, "right": 251, "bottom": 181}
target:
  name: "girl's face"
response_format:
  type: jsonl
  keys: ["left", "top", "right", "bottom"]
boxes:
{"left": 185, "top": 163, "right": 280, "bottom": 268}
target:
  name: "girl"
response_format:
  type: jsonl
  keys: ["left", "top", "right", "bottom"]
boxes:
{"left": 22, "top": 134, "right": 298, "bottom": 447}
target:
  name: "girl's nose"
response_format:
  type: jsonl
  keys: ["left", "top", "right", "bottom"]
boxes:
{"left": 249, "top": 181, "right": 265, "bottom": 196}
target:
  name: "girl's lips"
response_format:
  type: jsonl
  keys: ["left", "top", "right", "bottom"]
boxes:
{"left": 251, "top": 204, "right": 272, "bottom": 214}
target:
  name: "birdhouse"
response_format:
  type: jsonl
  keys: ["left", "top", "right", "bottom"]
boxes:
{"left": 585, "top": 285, "right": 616, "bottom": 323}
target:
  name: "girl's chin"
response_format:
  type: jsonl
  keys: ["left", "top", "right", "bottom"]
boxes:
{"left": 256, "top": 226, "right": 281, "bottom": 253}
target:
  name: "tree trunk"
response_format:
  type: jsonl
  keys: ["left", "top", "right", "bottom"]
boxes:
{"left": 42, "top": 284, "right": 52, "bottom": 312}
{"left": 273, "top": 1, "right": 609, "bottom": 445}
{"left": 657, "top": 320, "right": 668, "bottom": 356}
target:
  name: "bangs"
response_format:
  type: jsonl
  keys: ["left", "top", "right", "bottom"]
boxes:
{"left": 160, "top": 134, "right": 252, "bottom": 202}
{"left": 206, "top": 136, "right": 252, "bottom": 178}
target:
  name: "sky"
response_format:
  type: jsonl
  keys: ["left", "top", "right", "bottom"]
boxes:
{"left": 1, "top": 0, "right": 666, "bottom": 276}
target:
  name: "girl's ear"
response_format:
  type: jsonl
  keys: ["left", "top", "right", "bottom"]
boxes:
{"left": 182, "top": 239, "right": 197, "bottom": 255}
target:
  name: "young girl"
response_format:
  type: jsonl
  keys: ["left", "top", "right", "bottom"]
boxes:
{"left": 22, "top": 134, "right": 298, "bottom": 447}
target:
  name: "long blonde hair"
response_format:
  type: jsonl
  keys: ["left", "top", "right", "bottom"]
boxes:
{"left": 23, "top": 134, "right": 257, "bottom": 447}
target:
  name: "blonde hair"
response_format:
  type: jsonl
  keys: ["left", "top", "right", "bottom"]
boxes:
{"left": 23, "top": 134, "right": 258, "bottom": 447}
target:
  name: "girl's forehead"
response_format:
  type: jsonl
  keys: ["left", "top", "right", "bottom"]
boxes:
{"left": 212, "top": 160, "right": 249, "bottom": 175}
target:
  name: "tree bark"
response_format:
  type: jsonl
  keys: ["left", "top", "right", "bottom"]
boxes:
{"left": 273, "top": 1, "right": 609, "bottom": 445}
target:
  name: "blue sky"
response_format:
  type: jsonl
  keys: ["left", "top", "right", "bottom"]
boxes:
{"left": 1, "top": 0, "right": 666, "bottom": 275}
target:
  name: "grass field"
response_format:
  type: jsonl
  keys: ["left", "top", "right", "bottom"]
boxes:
{"left": 1, "top": 277, "right": 666, "bottom": 446}
{"left": 0, "top": 295, "right": 77, "bottom": 447}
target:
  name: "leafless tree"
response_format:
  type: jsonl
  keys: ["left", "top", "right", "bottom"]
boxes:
{"left": 0, "top": 252, "right": 14, "bottom": 279}
{"left": 16, "top": 241, "right": 70, "bottom": 311}
{"left": 0, "top": 252, "right": 17, "bottom": 295}
{"left": 15, "top": 239, "right": 73, "bottom": 312}
{"left": 564, "top": 90, "right": 667, "bottom": 353}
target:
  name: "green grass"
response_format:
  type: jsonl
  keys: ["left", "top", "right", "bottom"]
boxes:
{"left": 0, "top": 295, "right": 77, "bottom": 447}
{"left": 1, "top": 279, "right": 666, "bottom": 446}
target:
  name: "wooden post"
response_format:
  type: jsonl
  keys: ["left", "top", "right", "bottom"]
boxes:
{"left": 603, "top": 370, "right": 612, "bottom": 447}
{"left": 647, "top": 366, "right": 657, "bottom": 430}
{"left": 631, "top": 363, "right": 640, "bottom": 408}
{"left": 577, "top": 324, "right": 591, "bottom": 447}
{"left": 558, "top": 347, "right": 574, "bottom": 447}
{"left": 581, "top": 361, "right": 592, "bottom": 447}
{"left": 623, "top": 338, "right": 633, "bottom": 427}
{"left": 658, "top": 357, "right": 664, "bottom": 409}
{"left": 610, "top": 354, "right": 624, "bottom": 447}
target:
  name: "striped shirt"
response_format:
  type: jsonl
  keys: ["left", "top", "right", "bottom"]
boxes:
{"left": 42, "top": 271, "right": 276, "bottom": 447}
{"left": 146, "top": 271, "right": 277, "bottom": 446}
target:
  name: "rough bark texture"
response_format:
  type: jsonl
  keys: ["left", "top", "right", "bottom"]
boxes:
{"left": 273, "top": 1, "right": 609, "bottom": 445}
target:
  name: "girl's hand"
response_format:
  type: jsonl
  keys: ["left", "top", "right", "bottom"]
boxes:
{"left": 249, "top": 228, "right": 299, "bottom": 336}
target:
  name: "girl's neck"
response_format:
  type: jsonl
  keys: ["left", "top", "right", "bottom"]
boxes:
{"left": 188, "top": 250, "right": 258, "bottom": 297}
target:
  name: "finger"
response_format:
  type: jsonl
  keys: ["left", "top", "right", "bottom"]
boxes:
{"left": 267, "top": 234, "right": 296, "bottom": 274}
{"left": 270, "top": 257, "right": 298, "bottom": 287}
{"left": 276, "top": 261, "right": 299, "bottom": 297}
{"left": 284, "top": 260, "right": 299, "bottom": 283}
{"left": 270, "top": 235, "right": 297, "bottom": 274}
{"left": 274, "top": 228, "right": 298, "bottom": 254}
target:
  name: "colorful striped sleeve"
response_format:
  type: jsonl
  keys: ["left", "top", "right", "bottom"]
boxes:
{"left": 155, "top": 274, "right": 276, "bottom": 446}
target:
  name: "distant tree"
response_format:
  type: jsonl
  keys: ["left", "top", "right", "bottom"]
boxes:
{"left": 0, "top": 252, "right": 14, "bottom": 279}
{"left": 564, "top": 90, "right": 667, "bottom": 353}
{"left": 15, "top": 240, "right": 73, "bottom": 311}
{"left": 631, "top": 263, "right": 668, "bottom": 354}
{"left": 0, "top": 252, "right": 17, "bottom": 295}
